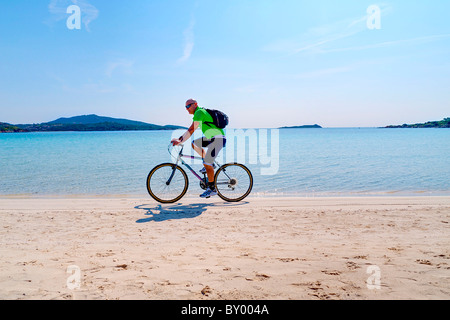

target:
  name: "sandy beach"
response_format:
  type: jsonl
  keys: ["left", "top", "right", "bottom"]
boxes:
{"left": 0, "top": 195, "right": 449, "bottom": 300}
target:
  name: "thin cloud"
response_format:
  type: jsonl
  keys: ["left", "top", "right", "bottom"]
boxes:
{"left": 264, "top": 4, "right": 393, "bottom": 56}
{"left": 105, "top": 59, "right": 134, "bottom": 77}
{"left": 75, "top": 0, "right": 99, "bottom": 32}
{"left": 48, "top": 0, "right": 67, "bottom": 15}
{"left": 319, "top": 33, "right": 450, "bottom": 54}
{"left": 47, "top": 0, "right": 99, "bottom": 31}
{"left": 291, "top": 31, "right": 357, "bottom": 55}
{"left": 294, "top": 66, "right": 354, "bottom": 79}
{"left": 177, "top": 17, "right": 195, "bottom": 64}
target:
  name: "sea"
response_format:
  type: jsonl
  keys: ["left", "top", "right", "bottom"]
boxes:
{"left": 1, "top": 128, "right": 449, "bottom": 197}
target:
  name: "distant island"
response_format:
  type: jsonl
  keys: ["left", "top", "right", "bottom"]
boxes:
{"left": 280, "top": 124, "right": 322, "bottom": 129}
{"left": 1, "top": 114, "right": 187, "bottom": 133}
{"left": 385, "top": 117, "right": 449, "bottom": 128}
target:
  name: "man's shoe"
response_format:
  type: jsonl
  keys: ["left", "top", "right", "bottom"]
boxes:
{"left": 199, "top": 164, "right": 216, "bottom": 174}
{"left": 200, "top": 188, "right": 217, "bottom": 198}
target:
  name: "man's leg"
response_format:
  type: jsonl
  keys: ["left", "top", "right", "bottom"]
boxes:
{"left": 191, "top": 138, "right": 206, "bottom": 159}
{"left": 193, "top": 137, "right": 217, "bottom": 175}
{"left": 200, "top": 137, "right": 226, "bottom": 198}
{"left": 204, "top": 164, "right": 215, "bottom": 189}
{"left": 199, "top": 162, "right": 217, "bottom": 198}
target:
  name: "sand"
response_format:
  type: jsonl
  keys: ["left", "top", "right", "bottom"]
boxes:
{"left": 0, "top": 195, "right": 449, "bottom": 300}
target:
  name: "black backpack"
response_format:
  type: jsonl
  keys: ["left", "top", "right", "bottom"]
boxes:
{"left": 205, "top": 109, "right": 229, "bottom": 129}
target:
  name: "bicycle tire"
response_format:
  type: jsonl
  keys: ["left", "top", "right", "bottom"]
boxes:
{"left": 147, "top": 163, "right": 189, "bottom": 203}
{"left": 214, "top": 163, "right": 253, "bottom": 202}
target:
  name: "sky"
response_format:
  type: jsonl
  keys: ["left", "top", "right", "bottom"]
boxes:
{"left": 0, "top": 0, "right": 449, "bottom": 128}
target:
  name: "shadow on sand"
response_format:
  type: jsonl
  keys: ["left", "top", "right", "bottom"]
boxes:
{"left": 135, "top": 201, "right": 248, "bottom": 223}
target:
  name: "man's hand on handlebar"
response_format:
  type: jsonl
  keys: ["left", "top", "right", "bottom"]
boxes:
{"left": 171, "top": 138, "right": 182, "bottom": 146}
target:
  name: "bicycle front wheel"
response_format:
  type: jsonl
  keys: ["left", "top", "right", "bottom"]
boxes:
{"left": 214, "top": 163, "right": 253, "bottom": 202}
{"left": 147, "top": 163, "right": 189, "bottom": 203}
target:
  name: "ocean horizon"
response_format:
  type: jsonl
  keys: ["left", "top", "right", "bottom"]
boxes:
{"left": 1, "top": 128, "right": 449, "bottom": 197}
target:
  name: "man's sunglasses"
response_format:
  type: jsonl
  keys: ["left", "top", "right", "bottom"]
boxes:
{"left": 186, "top": 103, "right": 194, "bottom": 109}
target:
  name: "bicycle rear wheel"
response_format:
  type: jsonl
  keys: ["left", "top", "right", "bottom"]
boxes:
{"left": 147, "top": 163, "right": 189, "bottom": 203}
{"left": 214, "top": 163, "right": 253, "bottom": 202}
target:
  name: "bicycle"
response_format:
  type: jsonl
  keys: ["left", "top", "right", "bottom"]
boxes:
{"left": 147, "top": 143, "right": 253, "bottom": 203}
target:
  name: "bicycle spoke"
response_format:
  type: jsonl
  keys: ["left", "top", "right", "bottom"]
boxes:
{"left": 147, "top": 164, "right": 188, "bottom": 203}
{"left": 215, "top": 164, "right": 253, "bottom": 202}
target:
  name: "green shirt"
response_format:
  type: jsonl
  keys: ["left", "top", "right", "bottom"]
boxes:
{"left": 193, "top": 107, "right": 225, "bottom": 139}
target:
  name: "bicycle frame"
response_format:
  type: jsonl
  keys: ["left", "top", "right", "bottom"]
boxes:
{"left": 167, "top": 143, "right": 222, "bottom": 185}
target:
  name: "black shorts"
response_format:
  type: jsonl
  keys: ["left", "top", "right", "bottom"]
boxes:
{"left": 192, "top": 136, "right": 227, "bottom": 166}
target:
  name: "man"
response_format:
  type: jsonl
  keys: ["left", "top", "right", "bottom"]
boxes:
{"left": 171, "top": 99, "right": 226, "bottom": 198}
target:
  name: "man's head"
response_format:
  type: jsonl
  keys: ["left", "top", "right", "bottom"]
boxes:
{"left": 185, "top": 99, "right": 198, "bottom": 114}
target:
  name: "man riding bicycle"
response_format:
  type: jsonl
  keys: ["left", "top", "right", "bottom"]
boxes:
{"left": 171, "top": 99, "right": 227, "bottom": 198}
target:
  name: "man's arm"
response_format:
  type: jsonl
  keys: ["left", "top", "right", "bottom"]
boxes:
{"left": 172, "top": 121, "right": 200, "bottom": 145}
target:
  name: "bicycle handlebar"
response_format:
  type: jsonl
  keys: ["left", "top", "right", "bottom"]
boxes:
{"left": 168, "top": 142, "right": 184, "bottom": 160}
{"left": 168, "top": 141, "right": 184, "bottom": 149}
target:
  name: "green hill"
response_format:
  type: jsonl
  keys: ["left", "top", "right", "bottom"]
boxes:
{"left": 3, "top": 115, "right": 186, "bottom": 132}
{"left": 47, "top": 114, "right": 154, "bottom": 126}
{"left": 385, "top": 117, "right": 450, "bottom": 128}
{"left": 0, "top": 122, "right": 26, "bottom": 133}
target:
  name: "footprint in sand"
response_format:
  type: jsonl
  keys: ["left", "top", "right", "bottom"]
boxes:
{"left": 201, "top": 286, "right": 212, "bottom": 296}
{"left": 321, "top": 270, "right": 341, "bottom": 276}
{"left": 246, "top": 273, "right": 271, "bottom": 281}
{"left": 416, "top": 259, "right": 432, "bottom": 265}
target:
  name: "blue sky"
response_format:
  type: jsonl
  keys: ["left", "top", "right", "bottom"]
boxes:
{"left": 1, "top": 0, "right": 449, "bottom": 127}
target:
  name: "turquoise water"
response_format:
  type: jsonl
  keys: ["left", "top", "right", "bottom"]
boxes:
{"left": 0, "top": 128, "right": 449, "bottom": 196}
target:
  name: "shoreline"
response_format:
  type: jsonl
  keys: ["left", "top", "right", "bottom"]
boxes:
{"left": 1, "top": 196, "right": 449, "bottom": 300}
{"left": 1, "top": 190, "right": 449, "bottom": 200}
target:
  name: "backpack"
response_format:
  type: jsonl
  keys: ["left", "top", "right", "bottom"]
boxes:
{"left": 205, "top": 109, "right": 229, "bottom": 129}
